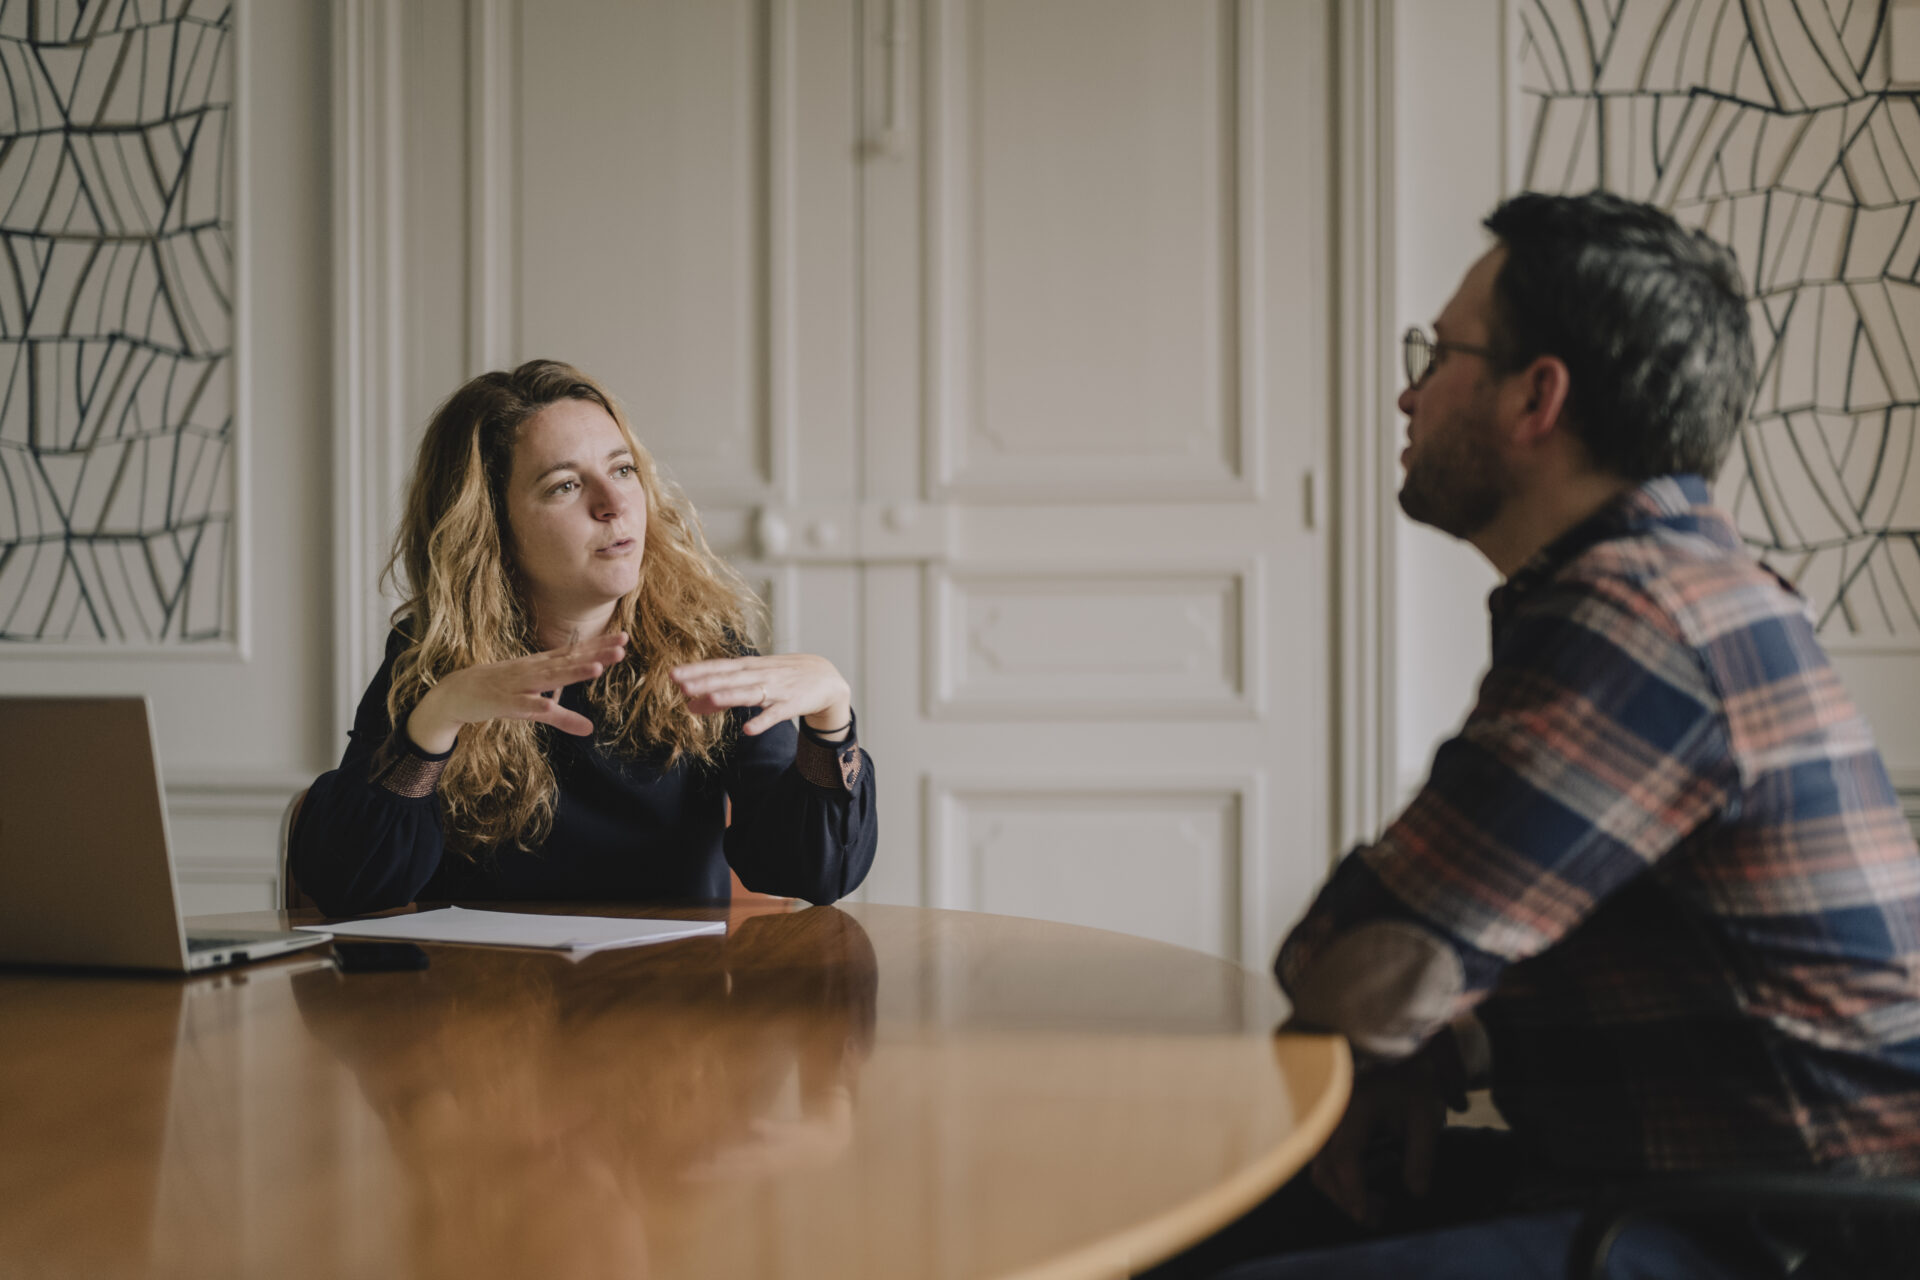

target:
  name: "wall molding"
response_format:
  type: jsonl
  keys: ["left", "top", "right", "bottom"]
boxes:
{"left": 766, "top": 0, "right": 801, "bottom": 505}
{"left": 465, "top": 0, "right": 517, "bottom": 376}
{"left": 177, "top": 866, "right": 278, "bottom": 887}
{"left": 331, "top": 0, "right": 409, "bottom": 740}
{"left": 165, "top": 769, "right": 315, "bottom": 820}
{"left": 1332, "top": 0, "right": 1398, "bottom": 855}
{"left": 164, "top": 769, "right": 308, "bottom": 901}
{"left": 1891, "top": 769, "right": 1920, "bottom": 841}
{"left": 1235, "top": 0, "right": 1269, "bottom": 505}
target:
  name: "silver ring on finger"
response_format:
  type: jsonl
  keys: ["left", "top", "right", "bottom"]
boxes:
{"left": 757, "top": 685, "right": 768, "bottom": 706}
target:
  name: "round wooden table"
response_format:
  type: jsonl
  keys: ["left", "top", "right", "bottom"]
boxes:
{"left": 0, "top": 903, "right": 1349, "bottom": 1279}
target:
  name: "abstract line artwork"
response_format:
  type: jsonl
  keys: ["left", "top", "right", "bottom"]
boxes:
{"left": 1517, "top": 0, "right": 1920, "bottom": 644}
{"left": 0, "top": 1, "right": 233, "bottom": 645}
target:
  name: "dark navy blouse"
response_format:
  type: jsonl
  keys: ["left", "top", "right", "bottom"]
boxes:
{"left": 290, "top": 631, "right": 875, "bottom": 916}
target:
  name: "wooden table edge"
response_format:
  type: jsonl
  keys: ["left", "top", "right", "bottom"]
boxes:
{"left": 1001, "top": 1032, "right": 1354, "bottom": 1280}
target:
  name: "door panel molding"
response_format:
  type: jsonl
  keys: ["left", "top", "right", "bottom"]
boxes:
{"left": 331, "top": 0, "right": 410, "bottom": 738}
{"left": 922, "top": 0, "right": 1266, "bottom": 502}
{"left": 925, "top": 773, "right": 1266, "bottom": 965}
{"left": 510, "top": 0, "right": 800, "bottom": 505}
{"left": 925, "top": 559, "right": 1263, "bottom": 721}
{"left": 465, "top": 0, "right": 515, "bottom": 376}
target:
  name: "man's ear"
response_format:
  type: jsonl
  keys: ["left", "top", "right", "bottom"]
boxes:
{"left": 1506, "top": 354, "right": 1571, "bottom": 446}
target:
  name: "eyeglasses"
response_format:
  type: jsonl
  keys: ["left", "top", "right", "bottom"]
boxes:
{"left": 1403, "top": 327, "right": 1500, "bottom": 389}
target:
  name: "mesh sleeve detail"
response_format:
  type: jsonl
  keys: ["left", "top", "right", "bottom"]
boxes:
{"left": 371, "top": 735, "right": 450, "bottom": 799}
{"left": 795, "top": 730, "right": 862, "bottom": 792}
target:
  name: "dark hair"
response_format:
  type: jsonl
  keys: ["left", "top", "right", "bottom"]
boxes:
{"left": 1481, "top": 192, "right": 1755, "bottom": 481}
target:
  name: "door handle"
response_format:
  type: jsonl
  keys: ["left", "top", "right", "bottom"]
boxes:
{"left": 754, "top": 508, "right": 792, "bottom": 557}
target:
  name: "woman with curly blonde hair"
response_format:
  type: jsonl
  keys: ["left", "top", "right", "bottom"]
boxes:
{"left": 290, "top": 360, "right": 874, "bottom": 913}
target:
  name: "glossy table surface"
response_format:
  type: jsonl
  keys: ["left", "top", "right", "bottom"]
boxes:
{"left": 0, "top": 902, "right": 1349, "bottom": 1280}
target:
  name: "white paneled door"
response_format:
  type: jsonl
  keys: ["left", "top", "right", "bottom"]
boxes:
{"left": 377, "top": 0, "right": 1332, "bottom": 964}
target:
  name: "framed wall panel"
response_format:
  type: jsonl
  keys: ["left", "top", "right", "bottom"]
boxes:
{"left": 0, "top": 2, "right": 241, "bottom": 651}
{"left": 926, "top": 775, "right": 1264, "bottom": 963}
{"left": 925, "top": 560, "right": 1262, "bottom": 720}
{"left": 515, "top": 0, "right": 797, "bottom": 506}
{"left": 923, "top": 0, "right": 1266, "bottom": 501}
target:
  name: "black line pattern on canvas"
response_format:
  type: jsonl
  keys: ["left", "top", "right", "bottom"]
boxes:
{"left": 0, "top": 0, "right": 233, "bottom": 644}
{"left": 1519, "top": 0, "right": 1920, "bottom": 640}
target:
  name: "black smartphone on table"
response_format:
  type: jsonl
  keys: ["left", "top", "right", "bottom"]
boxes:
{"left": 331, "top": 940, "right": 430, "bottom": 972}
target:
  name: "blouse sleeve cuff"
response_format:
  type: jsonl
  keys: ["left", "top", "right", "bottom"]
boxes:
{"left": 370, "top": 729, "right": 453, "bottom": 799}
{"left": 795, "top": 711, "right": 863, "bottom": 792}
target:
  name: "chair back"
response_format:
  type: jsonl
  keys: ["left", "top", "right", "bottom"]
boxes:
{"left": 277, "top": 789, "right": 311, "bottom": 911}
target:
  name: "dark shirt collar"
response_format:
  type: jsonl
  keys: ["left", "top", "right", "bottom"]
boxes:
{"left": 1487, "top": 474, "right": 1730, "bottom": 626}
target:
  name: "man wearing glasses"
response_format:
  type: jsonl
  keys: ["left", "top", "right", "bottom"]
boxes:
{"left": 1154, "top": 193, "right": 1920, "bottom": 1279}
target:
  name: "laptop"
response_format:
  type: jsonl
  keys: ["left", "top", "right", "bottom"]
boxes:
{"left": 0, "top": 695, "right": 330, "bottom": 972}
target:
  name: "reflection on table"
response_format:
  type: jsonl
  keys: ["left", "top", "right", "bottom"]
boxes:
{"left": 0, "top": 903, "right": 1349, "bottom": 1280}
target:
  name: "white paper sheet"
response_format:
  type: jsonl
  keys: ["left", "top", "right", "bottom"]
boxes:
{"left": 295, "top": 906, "right": 725, "bottom": 955}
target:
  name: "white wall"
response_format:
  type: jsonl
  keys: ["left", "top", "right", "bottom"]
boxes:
{"left": 1391, "top": 0, "right": 1504, "bottom": 801}
{"left": 0, "top": 2, "right": 336, "bottom": 913}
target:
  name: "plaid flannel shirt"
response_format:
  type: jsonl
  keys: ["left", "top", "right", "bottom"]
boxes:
{"left": 1278, "top": 475, "right": 1920, "bottom": 1177}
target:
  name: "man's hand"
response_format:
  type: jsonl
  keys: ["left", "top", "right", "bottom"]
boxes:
{"left": 1310, "top": 1039, "right": 1463, "bottom": 1228}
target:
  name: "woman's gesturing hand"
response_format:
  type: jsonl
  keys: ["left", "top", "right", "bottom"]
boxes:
{"left": 671, "top": 653, "right": 854, "bottom": 739}
{"left": 404, "top": 632, "right": 630, "bottom": 754}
